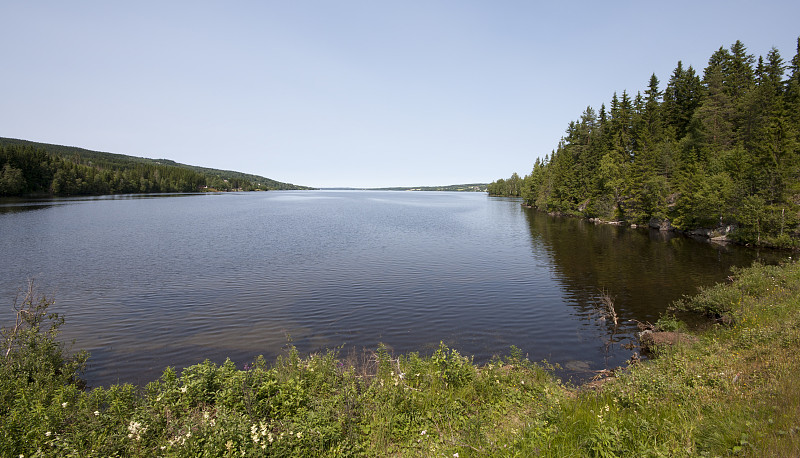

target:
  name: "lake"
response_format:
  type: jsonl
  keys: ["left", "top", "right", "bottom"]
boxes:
{"left": 0, "top": 191, "right": 786, "bottom": 387}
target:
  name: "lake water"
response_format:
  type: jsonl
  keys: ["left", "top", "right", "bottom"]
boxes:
{"left": 0, "top": 191, "right": 786, "bottom": 387}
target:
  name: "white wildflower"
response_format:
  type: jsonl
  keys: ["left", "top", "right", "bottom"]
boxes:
{"left": 127, "top": 420, "right": 147, "bottom": 440}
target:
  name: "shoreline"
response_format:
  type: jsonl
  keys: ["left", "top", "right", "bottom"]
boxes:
{"left": 3, "top": 260, "right": 800, "bottom": 455}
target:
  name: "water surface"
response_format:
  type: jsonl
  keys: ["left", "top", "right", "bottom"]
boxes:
{"left": 0, "top": 191, "right": 785, "bottom": 386}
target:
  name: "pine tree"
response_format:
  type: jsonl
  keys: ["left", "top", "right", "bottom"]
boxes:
{"left": 663, "top": 61, "right": 702, "bottom": 140}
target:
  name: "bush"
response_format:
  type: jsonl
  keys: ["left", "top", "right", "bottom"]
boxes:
{"left": 0, "top": 281, "right": 87, "bottom": 456}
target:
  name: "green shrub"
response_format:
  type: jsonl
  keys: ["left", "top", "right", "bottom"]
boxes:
{"left": 654, "top": 314, "right": 687, "bottom": 332}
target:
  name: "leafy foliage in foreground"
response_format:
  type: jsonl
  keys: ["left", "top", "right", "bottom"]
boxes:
{"left": 490, "top": 38, "right": 800, "bottom": 248}
{"left": 3, "top": 261, "right": 800, "bottom": 456}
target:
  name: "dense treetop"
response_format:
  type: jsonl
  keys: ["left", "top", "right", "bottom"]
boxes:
{"left": 0, "top": 138, "right": 313, "bottom": 196}
{"left": 489, "top": 38, "right": 800, "bottom": 248}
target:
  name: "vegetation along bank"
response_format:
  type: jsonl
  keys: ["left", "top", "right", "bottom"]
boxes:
{"left": 489, "top": 38, "right": 800, "bottom": 249}
{"left": 0, "top": 137, "right": 313, "bottom": 196}
{"left": 2, "top": 260, "right": 800, "bottom": 456}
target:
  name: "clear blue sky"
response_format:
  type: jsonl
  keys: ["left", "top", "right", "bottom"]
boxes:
{"left": 2, "top": 1, "right": 799, "bottom": 188}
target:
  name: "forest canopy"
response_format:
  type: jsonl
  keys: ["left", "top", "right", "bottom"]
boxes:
{"left": 0, "top": 138, "right": 313, "bottom": 196}
{"left": 488, "top": 38, "right": 800, "bottom": 248}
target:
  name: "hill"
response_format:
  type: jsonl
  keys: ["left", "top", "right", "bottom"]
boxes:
{"left": 371, "top": 183, "right": 488, "bottom": 192}
{"left": 0, "top": 137, "right": 313, "bottom": 195}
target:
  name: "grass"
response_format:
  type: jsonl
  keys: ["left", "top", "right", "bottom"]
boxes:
{"left": 2, "top": 260, "right": 800, "bottom": 456}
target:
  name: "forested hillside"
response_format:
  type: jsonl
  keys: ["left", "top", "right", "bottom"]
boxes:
{"left": 0, "top": 138, "right": 312, "bottom": 196}
{"left": 489, "top": 39, "right": 800, "bottom": 248}
{"left": 374, "top": 183, "right": 488, "bottom": 191}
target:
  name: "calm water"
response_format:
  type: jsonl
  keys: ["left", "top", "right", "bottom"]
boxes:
{"left": 0, "top": 191, "right": 786, "bottom": 387}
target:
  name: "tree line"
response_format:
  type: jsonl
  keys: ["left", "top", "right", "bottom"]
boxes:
{"left": 0, "top": 139, "right": 312, "bottom": 196}
{"left": 489, "top": 38, "right": 800, "bottom": 248}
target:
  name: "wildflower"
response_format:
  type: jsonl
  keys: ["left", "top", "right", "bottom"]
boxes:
{"left": 421, "top": 430, "right": 427, "bottom": 436}
{"left": 127, "top": 420, "right": 147, "bottom": 440}
{"left": 61, "top": 402, "right": 68, "bottom": 408}
{"left": 45, "top": 431, "right": 52, "bottom": 437}
{"left": 94, "top": 411, "right": 100, "bottom": 416}
{"left": 296, "top": 432, "right": 302, "bottom": 439}
{"left": 180, "top": 386, "right": 188, "bottom": 393}
{"left": 454, "top": 453, "right": 459, "bottom": 457}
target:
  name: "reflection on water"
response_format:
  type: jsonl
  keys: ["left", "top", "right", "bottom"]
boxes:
{"left": 0, "top": 191, "right": 788, "bottom": 387}
{"left": 0, "top": 193, "right": 207, "bottom": 214}
{"left": 522, "top": 209, "right": 785, "bottom": 379}
{"left": 0, "top": 204, "right": 59, "bottom": 214}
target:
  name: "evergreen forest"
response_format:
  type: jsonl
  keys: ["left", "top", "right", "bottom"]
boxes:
{"left": 0, "top": 138, "right": 312, "bottom": 196}
{"left": 489, "top": 39, "right": 800, "bottom": 248}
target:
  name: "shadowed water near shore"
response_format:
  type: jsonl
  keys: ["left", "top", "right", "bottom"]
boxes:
{"left": 0, "top": 191, "right": 786, "bottom": 387}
